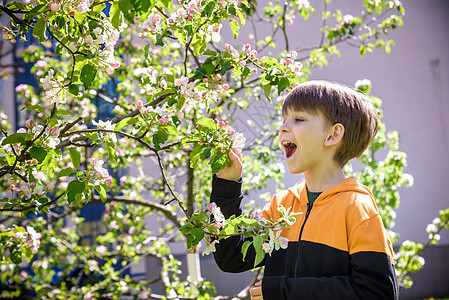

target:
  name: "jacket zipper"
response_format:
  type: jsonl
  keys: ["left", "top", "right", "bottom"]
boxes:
{"left": 293, "top": 203, "right": 313, "bottom": 278}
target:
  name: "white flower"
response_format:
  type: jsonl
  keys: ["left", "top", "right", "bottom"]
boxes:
{"left": 202, "top": 240, "right": 219, "bottom": 256}
{"left": 47, "top": 136, "right": 60, "bottom": 149}
{"left": 205, "top": 24, "right": 222, "bottom": 43}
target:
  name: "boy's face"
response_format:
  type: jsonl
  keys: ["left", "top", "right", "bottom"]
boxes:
{"left": 279, "top": 109, "right": 332, "bottom": 175}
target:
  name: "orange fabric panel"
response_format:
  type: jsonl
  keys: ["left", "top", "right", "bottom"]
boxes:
{"left": 259, "top": 178, "right": 395, "bottom": 264}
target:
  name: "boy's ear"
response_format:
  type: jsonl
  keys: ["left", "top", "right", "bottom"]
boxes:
{"left": 324, "top": 123, "right": 345, "bottom": 147}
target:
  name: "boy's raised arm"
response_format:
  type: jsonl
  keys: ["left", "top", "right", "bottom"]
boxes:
{"left": 210, "top": 150, "right": 267, "bottom": 273}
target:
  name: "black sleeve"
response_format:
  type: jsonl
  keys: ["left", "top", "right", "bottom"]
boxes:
{"left": 262, "top": 252, "right": 398, "bottom": 300}
{"left": 210, "top": 175, "right": 265, "bottom": 273}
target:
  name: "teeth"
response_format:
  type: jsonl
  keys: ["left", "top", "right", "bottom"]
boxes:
{"left": 283, "top": 141, "right": 292, "bottom": 146}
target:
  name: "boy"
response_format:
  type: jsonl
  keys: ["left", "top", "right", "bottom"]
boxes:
{"left": 210, "top": 81, "right": 398, "bottom": 299}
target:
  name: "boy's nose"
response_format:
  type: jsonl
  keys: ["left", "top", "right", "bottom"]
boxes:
{"left": 280, "top": 122, "right": 291, "bottom": 132}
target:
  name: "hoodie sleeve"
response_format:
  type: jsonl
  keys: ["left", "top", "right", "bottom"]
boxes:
{"left": 210, "top": 175, "right": 265, "bottom": 272}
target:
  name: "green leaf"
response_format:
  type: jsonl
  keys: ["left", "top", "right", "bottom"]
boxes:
{"left": 277, "top": 77, "right": 290, "bottom": 94}
{"left": 160, "top": 0, "right": 172, "bottom": 13}
{"left": 68, "top": 84, "right": 80, "bottom": 95}
{"left": 220, "top": 61, "right": 232, "bottom": 75}
{"left": 241, "top": 240, "right": 252, "bottom": 261}
{"left": 196, "top": 118, "right": 216, "bottom": 129}
{"left": 30, "top": 146, "right": 47, "bottom": 163}
{"left": 68, "top": 148, "right": 81, "bottom": 169}
{"left": 94, "top": 185, "right": 107, "bottom": 202}
{"left": 153, "top": 130, "right": 168, "bottom": 150}
{"left": 253, "top": 236, "right": 265, "bottom": 266}
{"left": 21, "top": 105, "right": 46, "bottom": 114}
{"left": 180, "top": 224, "right": 194, "bottom": 234}
{"left": 160, "top": 125, "right": 178, "bottom": 135}
{"left": 2, "top": 133, "right": 29, "bottom": 145}
{"left": 229, "top": 19, "right": 240, "bottom": 39}
{"left": 7, "top": 1, "right": 27, "bottom": 10}
{"left": 192, "top": 33, "right": 206, "bottom": 56}
{"left": 58, "top": 167, "right": 76, "bottom": 177}
{"left": 204, "top": 1, "right": 215, "bottom": 17}
{"left": 10, "top": 247, "right": 22, "bottom": 264}
{"left": 202, "top": 58, "right": 217, "bottom": 75}
{"left": 114, "top": 116, "right": 139, "bottom": 131}
{"left": 189, "top": 144, "right": 203, "bottom": 168}
{"left": 25, "top": 4, "right": 46, "bottom": 21}
{"left": 80, "top": 64, "right": 97, "bottom": 89}
{"left": 110, "top": 2, "right": 124, "bottom": 30}
{"left": 130, "top": 0, "right": 154, "bottom": 13}
{"left": 263, "top": 84, "right": 272, "bottom": 102}
{"left": 67, "top": 180, "right": 85, "bottom": 204}
{"left": 33, "top": 17, "right": 47, "bottom": 43}
{"left": 236, "top": 9, "right": 246, "bottom": 27}
{"left": 6, "top": 152, "right": 15, "bottom": 166}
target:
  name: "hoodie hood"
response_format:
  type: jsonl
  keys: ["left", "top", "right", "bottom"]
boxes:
{"left": 287, "top": 177, "right": 374, "bottom": 206}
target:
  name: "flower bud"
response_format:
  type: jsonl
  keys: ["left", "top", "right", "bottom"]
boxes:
{"left": 49, "top": 127, "right": 59, "bottom": 136}
{"left": 25, "top": 119, "right": 36, "bottom": 129}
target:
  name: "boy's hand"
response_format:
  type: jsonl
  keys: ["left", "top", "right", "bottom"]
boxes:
{"left": 216, "top": 149, "right": 242, "bottom": 182}
{"left": 250, "top": 280, "right": 263, "bottom": 300}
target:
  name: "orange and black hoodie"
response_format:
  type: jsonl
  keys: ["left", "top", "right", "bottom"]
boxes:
{"left": 210, "top": 175, "right": 398, "bottom": 300}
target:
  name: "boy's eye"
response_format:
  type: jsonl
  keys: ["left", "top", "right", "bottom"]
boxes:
{"left": 295, "top": 118, "right": 303, "bottom": 122}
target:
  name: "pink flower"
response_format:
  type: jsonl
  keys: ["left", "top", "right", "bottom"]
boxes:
{"left": 50, "top": 3, "right": 60, "bottom": 12}
{"left": 224, "top": 43, "right": 232, "bottom": 50}
{"left": 174, "top": 78, "right": 183, "bottom": 86}
{"left": 207, "top": 202, "right": 217, "bottom": 211}
{"left": 112, "top": 61, "right": 120, "bottom": 69}
{"left": 136, "top": 100, "right": 143, "bottom": 108}
{"left": 141, "top": 107, "right": 148, "bottom": 115}
{"left": 25, "top": 119, "right": 35, "bottom": 128}
{"left": 68, "top": 42, "right": 77, "bottom": 52}
{"left": 85, "top": 35, "right": 93, "bottom": 44}
{"left": 285, "top": 58, "right": 293, "bottom": 65}
{"left": 290, "top": 51, "right": 298, "bottom": 59}
{"left": 238, "top": 60, "right": 246, "bottom": 67}
{"left": 262, "top": 242, "right": 272, "bottom": 254}
{"left": 93, "top": 27, "right": 102, "bottom": 36}
{"left": 106, "top": 66, "right": 114, "bottom": 75}
{"left": 105, "top": 176, "right": 112, "bottom": 186}
{"left": 177, "top": 8, "right": 187, "bottom": 17}
{"left": 393, "top": 0, "right": 402, "bottom": 6}
{"left": 219, "top": 121, "right": 225, "bottom": 127}
{"left": 137, "top": 32, "right": 144, "bottom": 39}
{"left": 279, "top": 236, "right": 289, "bottom": 248}
{"left": 77, "top": 3, "right": 89, "bottom": 13}
{"left": 49, "top": 127, "right": 59, "bottom": 136}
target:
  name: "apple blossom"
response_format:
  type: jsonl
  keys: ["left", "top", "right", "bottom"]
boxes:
{"left": 93, "top": 27, "right": 102, "bottom": 36}
{"left": 68, "top": 42, "right": 77, "bottom": 52}
{"left": 342, "top": 14, "right": 354, "bottom": 24}
{"left": 50, "top": 3, "right": 60, "bottom": 12}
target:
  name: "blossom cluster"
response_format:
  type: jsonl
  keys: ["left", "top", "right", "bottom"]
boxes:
{"left": 223, "top": 42, "right": 259, "bottom": 68}
{"left": 90, "top": 158, "right": 113, "bottom": 186}
{"left": 8, "top": 225, "right": 42, "bottom": 255}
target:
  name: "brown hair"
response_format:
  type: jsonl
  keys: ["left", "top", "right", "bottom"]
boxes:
{"left": 282, "top": 80, "right": 379, "bottom": 167}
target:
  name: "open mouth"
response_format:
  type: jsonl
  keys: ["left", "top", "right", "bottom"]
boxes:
{"left": 282, "top": 141, "right": 297, "bottom": 159}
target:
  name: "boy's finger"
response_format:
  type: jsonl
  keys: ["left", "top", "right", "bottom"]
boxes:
{"left": 229, "top": 149, "right": 242, "bottom": 163}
